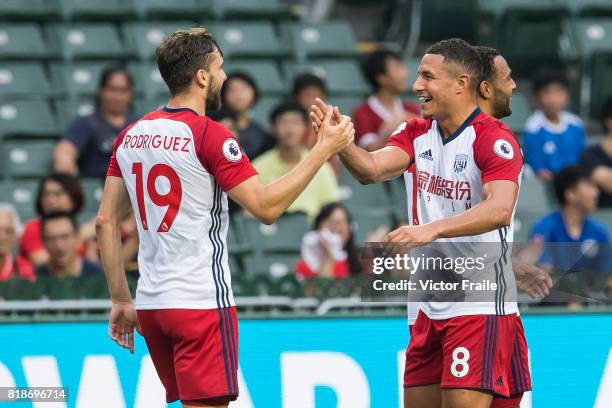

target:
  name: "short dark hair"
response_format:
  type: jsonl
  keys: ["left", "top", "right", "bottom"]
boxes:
{"left": 207, "top": 107, "right": 237, "bottom": 123}
{"left": 155, "top": 27, "right": 221, "bottom": 96}
{"left": 553, "top": 166, "right": 592, "bottom": 205}
{"left": 602, "top": 97, "right": 612, "bottom": 132}
{"left": 270, "top": 100, "right": 308, "bottom": 124}
{"left": 36, "top": 173, "right": 84, "bottom": 217}
{"left": 425, "top": 38, "right": 483, "bottom": 91}
{"left": 473, "top": 45, "right": 501, "bottom": 83}
{"left": 220, "top": 71, "right": 260, "bottom": 107}
{"left": 41, "top": 211, "right": 78, "bottom": 238}
{"left": 362, "top": 49, "right": 403, "bottom": 91}
{"left": 533, "top": 69, "right": 569, "bottom": 94}
{"left": 292, "top": 73, "right": 327, "bottom": 97}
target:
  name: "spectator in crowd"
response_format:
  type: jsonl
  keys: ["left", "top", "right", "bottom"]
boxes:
{"left": 207, "top": 107, "right": 238, "bottom": 135}
{"left": 53, "top": 67, "right": 137, "bottom": 178}
{"left": 20, "top": 173, "right": 84, "bottom": 267}
{"left": 252, "top": 101, "right": 339, "bottom": 219}
{"left": 292, "top": 73, "right": 328, "bottom": 149}
{"left": 580, "top": 98, "right": 612, "bottom": 207}
{"left": 295, "top": 202, "right": 362, "bottom": 279}
{"left": 221, "top": 72, "right": 274, "bottom": 160}
{"left": 528, "top": 166, "right": 610, "bottom": 274}
{"left": 36, "top": 212, "right": 103, "bottom": 278}
{"left": 353, "top": 49, "right": 420, "bottom": 151}
{"left": 523, "top": 70, "right": 586, "bottom": 181}
{"left": 0, "top": 204, "right": 35, "bottom": 281}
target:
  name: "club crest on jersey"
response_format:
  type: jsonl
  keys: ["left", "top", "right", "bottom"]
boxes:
{"left": 493, "top": 139, "right": 514, "bottom": 160}
{"left": 453, "top": 154, "right": 468, "bottom": 174}
{"left": 222, "top": 138, "right": 242, "bottom": 162}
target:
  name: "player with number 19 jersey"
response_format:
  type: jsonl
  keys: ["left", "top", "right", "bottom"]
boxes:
{"left": 107, "top": 106, "right": 257, "bottom": 403}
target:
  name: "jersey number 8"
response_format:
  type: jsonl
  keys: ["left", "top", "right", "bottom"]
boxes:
{"left": 132, "top": 162, "right": 182, "bottom": 232}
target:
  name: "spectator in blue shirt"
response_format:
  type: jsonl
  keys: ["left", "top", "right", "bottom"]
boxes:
{"left": 52, "top": 67, "right": 137, "bottom": 179}
{"left": 523, "top": 70, "right": 586, "bottom": 182}
{"left": 529, "top": 166, "right": 610, "bottom": 274}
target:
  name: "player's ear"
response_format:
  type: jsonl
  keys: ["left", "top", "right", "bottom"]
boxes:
{"left": 195, "top": 68, "right": 208, "bottom": 89}
{"left": 456, "top": 73, "right": 470, "bottom": 94}
{"left": 479, "top": 81, "right": 492, "bottom": 99}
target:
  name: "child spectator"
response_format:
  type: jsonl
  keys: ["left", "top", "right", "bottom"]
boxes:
{"left": 295, "top": 203, "right": 362, "bottom": 279}
{"left": 580, "top": 98, "right": 612, "bottom": 207}
{"left": 221, "top": 72, "right": 275, "bottom": 160}
{"left": 0, "top": 204, "right": 35, "bottom": 281}
{"left": 353, "top": 49, "right": 419, "bottom": 151}
{"left": 36, "top": 212, "right": 102, "bottom": 278}
{"left": 528, "top": 166, "right": 610, "bottom": 274}
{"left": 523, "top": 70, "right": 586, "bottom": 181}
{"left": 252, "top": 101, "right": 339, "bottom": 219}
{"left": 53, "top": 67, "right": 137, "bottom": 178}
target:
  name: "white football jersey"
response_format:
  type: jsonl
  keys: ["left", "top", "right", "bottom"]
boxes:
{"left": 389, "top": 108, "right": 523, "bottom": 320}
{"left": 107, "top": 107, "right": 257, "bottom": 310}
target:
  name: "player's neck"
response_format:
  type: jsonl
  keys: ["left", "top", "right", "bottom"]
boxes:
{"left": 477, "top": 98, "right": 493, "bottom": 118}
{"left": 166, "top": 95, "right": 205, "bottom": 116}
{"left": 437, "top": 102, "right": 479, "bottom": 139}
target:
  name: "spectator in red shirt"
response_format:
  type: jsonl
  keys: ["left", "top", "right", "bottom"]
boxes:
{"left": 0, "top": 204, "right": 35, "bottom": 281}
{"left": 20, "top": 173, "right": 84, "bottom": 266}
{"left": 353, "top": 49, "right": 420, "bottom": 151}
{"left": 296, "top": 203, "right": 362, "bottom": 279}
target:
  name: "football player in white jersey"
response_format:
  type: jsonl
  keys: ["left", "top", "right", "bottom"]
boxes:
{"left": 311, "top": 38, "right": 525, "bottom": 408}
{"left": 96, "top": 27, "right": 354, "bottom": 408}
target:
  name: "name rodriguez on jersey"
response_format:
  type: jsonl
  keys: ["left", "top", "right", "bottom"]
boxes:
{"left": 122, "top": 133, "right": 192, "bottom": 153}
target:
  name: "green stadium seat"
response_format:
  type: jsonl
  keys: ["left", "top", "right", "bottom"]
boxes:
{"left": 50, "top": 62, "right": 109, "bottom": 98}
{"left": 133, "top": 0, "right": 212, "bottom": 20}
{"left": 129, "top": 63, "right": 170, "bottom": 99}
{"left": 352, "top": 209, "right": 393, "bottom": 246}
{"left": 54, "top": 97, "right": 95, "bottom": 129}
{"left": 338, "top": 166, "right": 393, "bottom": 216}
{"left": 284, "top": 60, "right": 369, "bottom": 96}
{"left": 404, "top": 56, "right": 421, "bottom": 88}
{"left": 81, "top": 178, "right": 103, "bottom": 216}
{"left": 513, "top": 209, "right": 545, "bottom": 243}
{"left": 327, "top": 96, "right": 363, "bottom": 117}
{"left": 282, "top": 21, "right": 359, "bottom": 60}
{"left": 0, "top": 63, "right": 52, "bottom": 98}
{"left": 565, "top": 0, "right": 612, "bottom": 17}
{"left": 243, "top": 254, "right": 300, "bottom": 279}
{"left": 58, "top": 0, "right": 137, "bottom": 21}
{"left": 239, "top": 212, "right": 310, "bottom": 256}
{"left": 208, "top": 22, "right": 287, "bottom": 59}
{"left": 421, "top": 0, "right": 479, "bottom": 43}
{"left": 0, "top": 180, "right": 38, "bottom": 221}
{"left": 501, "top": 90, "right": 531, "bottom": 134}
{"left": 0, "top": 278, "right": 44, "bottom": 300}
{"left": 386, "top": 177, "right": 410, "bottom": 223}
{"left": 225, "top": 60, "right": 286, "bottom": 95}
{"left": 592, "top": 209, "right": 612, "bottom": 228}
{"left": 2, "top": 140, "right": 55, "bottom": 178}
{"left": 0, "top": 24, "right": 50, "bottom": 59}
{"left": 250, "top": 96, "right": 280, "bottom": 129}
{"left": 228, "top": 224, "right": 252, "bottom": 256}
{"left": 0, "top": 100, "right": 59, "bottom": 138}
{"left": 123, "top": 21, "right": 194, "bottom": 61}
{"left": 135, "top": 96, "right": 167, "bottom": 117}
{"left": 516, "top": 178, "right": 556, "bottom": 213}
{"left": 212, "top": 0, "right": 293, "bottom": 20}
{"left": 0, "top": 0, "right": 60, "bottom": 22}
{"left": 48, "top": 23, "right": 126, "bottom": 60}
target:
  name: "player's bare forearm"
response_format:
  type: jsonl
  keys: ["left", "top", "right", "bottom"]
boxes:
{"left": 429, "top": 180, "right": 518, "bottom": 239}
{"left": 96, "top": 176, "right": 133, "bottom": 303}
{"left": 339, "top": 145, "right": 411, "bottom": 184}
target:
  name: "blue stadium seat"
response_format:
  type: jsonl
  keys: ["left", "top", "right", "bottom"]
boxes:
{"left": 50, "top": 62, "right": 109, "bottom": 98}
{"left": 282, "top": 21, "right": 359, "bottom": 60}
{"left": 123, "top": 21, "right": 195, "bottom": 61}
{"left": 48, "top": 23, "right": 126, "bottom": 60}
{"left": 284, "top": 60, "right": 369, "bottom": 96}
{"left": 0, "top": 24, "right": 50, "bottom": 60}
{"left": 225, "top": 60, "right": 286, "bottom": 95}
{"left": 0, "top": 63, "right": 52, "bottom": 98}
{"left": 2, "top": 140, "right": 55, "bottom": 178}
{"left": 133, "top": 0, "right": 212, "bottom": 20}
{"left": 208, "top": 22, "right": 288, "bottom": 59}
{"left": 0, "top": 100, "right": 59, "bottom": 138}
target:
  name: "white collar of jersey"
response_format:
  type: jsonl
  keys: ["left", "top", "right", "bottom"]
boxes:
{"left": 367, "top": 95, "right": 404, "bottom": 122}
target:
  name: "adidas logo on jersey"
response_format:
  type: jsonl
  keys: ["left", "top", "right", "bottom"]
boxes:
{"left": 495, "top": 376, "right": 504, "bottom": 386}
{"left": 419, "top": 149, "right": 434, "bottom": 161}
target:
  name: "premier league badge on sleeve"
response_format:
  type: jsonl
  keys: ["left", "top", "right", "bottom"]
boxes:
{"left": 453, "top": 154, "right": 468, "bottom": 175}
{"left": 222, "top": 138, "right": 242, "bottom": 162}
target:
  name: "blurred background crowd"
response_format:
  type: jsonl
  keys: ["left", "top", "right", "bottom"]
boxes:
{"left": 1, "top": 0, "right": 611, "bottom": 309}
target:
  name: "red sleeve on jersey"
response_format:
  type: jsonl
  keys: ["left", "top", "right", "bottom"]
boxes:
{"left": 473, "top": 123, "right": 523, "bottom": 185}
{"left": 385, "top": 118, "right": 431, "bottom": 161}
{"left": 198, "top": 119, "right": 258, "bottom": 192}
{"left": 106, "top": 128, "right": 129, "bottom": 178}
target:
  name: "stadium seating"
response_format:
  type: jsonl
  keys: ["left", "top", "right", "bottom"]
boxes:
{"left": 0, "top": 24, "right": 50, "bottom": 60}
{"left": 54, "top": 97, "right": 95, "bottom": 129}
{"left": 501, "top": 89, "right": 531, "bottom": 133}
{"left": 281, "top": 21, "right": 359, "bottom": 61}
{"left": 0, "top": 0, "right": 61, "bottom": 22}
{"left": 132, "top": 0, "right": 212, "bottom": 20}
{"left": 128, "top": 62, "right": 170, "bottom": 99}
{"left": 516, "top": 177, "right": 556, "bottom": 213}
{"left": 0, "top": 180, "right": 38, "bottom": 220}
{"left": 0, "top": 62, "right": 52, "bottom": 99}
{"left": 513, "top": 209, "right": 544, "bottom": 242}
{"left": 237, "top": 212, "right": 310, "bottom": 256}
{"left": 58, "top": 0, "right": 137, "bottom": 21}
{"left": 225, "top": 60, "right": 286, "bottom": 95}
{"left": 212, "top": 0, "right": 293, "bottom": 21}
{"left": 81, "top": 178, "right": 103, "bottom": 216}
{"left": 338, "top": 166, "right": 393, "bottom": 217}
{"left": 0, "top": 100, "right": 59, "bottom": 138}
{"left": 564, "top": 0, "right": 612, "bottom": 17}
{"left": 352, "top": 209, "right": 393, "bottom": 246}
{"left": 47, "top": 23, "right": 126, "bottom": 60}
{"left": 243, "top": 254, "right": 301, "bottom": 279}
{"left": 327, "top": 96, "right": 363, "bottom": 118}
{"left": 386, "top": 177, "right": 410, "bottom": 223}
{"left": 1, "top": 140, "right": 55, "bottom": 178}
{"left": 207, "top": 22, "right": 288, "bottom": 60}
{"left": 592, "top": 209, "right": 612, "bottom": 227}
{"left": 250, "top": 96, "right": 280, "bottom": 128}
{"left": 123, "top": 21, "right": 194, "bottom": 61}
{"left": 284, "top": 60, "right": 369, "bottom": 96}
{"left": 135, "top": 96, "right": 167, "bottom": 117}
{"left": 50, "top": 62, "right": 108, "bottom": 98}
{"left": 421, "top": 0, "right": 479, "bottom": 43}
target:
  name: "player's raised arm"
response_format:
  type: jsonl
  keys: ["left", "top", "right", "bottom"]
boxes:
{"left": 96, "top": 175, "right": 140, "bottom": 353}
{"left": 310, "top": 98, "right": 411, "bottom": 184}
{"left": 228, "top": 105, "right": 353, "bottom": 225}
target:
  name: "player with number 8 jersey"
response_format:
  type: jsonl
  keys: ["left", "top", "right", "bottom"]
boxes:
{"left": 96, "top": 27, "right": 355, "bottom": 408}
